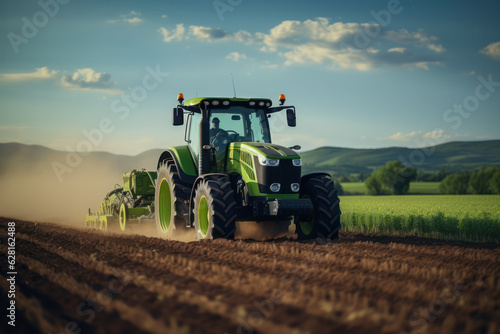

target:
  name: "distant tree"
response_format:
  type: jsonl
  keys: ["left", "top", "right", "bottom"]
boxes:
{"left": 439, "top": 173, "right": 470, "bottom": 194}
{"left": 468, "top": 167, "right": 499, "bottom": 194}
{"left": 338, "top": 175, "right": 351, "bottom": 183}
{"left": 436, "top": 169, "right": 450, "bottom": 182}
{"left": 365, "top": 170, "right": 386, "bottom": 195}
{"left": 364, "top": 161, "right": 417, "bottom": 195}
{"left": 382, "top": 160, "right": 418, "bottom": 195}
{"left": 491, "top": 169, "right": 500, "bottom": 194}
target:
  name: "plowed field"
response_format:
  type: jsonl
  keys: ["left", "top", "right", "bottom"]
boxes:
{"left": 1, "top": 217, "right": 499, "bottom": 334}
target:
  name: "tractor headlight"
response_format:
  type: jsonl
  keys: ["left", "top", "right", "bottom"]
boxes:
{"left": 270, "top": 183, "right": 281, "bottom": 192}
{"left": 259, "top": 158, "right": 280, "bottom": 166}
{"left": 292, "top": 159, "right": 302, "bottom": 167}
{"left": 291, "top": 183, "right": 300, "bottom": 192}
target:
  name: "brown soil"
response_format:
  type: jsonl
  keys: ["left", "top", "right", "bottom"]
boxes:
{"left": 1, "top": 217, "right": 499, "bottom": 334}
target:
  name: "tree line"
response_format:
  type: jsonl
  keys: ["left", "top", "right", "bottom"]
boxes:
{"left": 439, "top": 167, "right": 500, "bottom": 194}
{"left": 359, "top": 161, "right": 500, "bottom": 195}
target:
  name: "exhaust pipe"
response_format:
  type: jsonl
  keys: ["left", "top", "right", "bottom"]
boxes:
{"left": 199, "top": 103, "right": 210, "bottom": 175}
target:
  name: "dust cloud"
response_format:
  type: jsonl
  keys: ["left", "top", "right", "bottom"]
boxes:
{"left": 0, "top": 152, "right": 122, "bottom": 227}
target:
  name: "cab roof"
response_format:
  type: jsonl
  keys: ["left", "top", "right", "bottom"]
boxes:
{"left": 184, "top": 97, "right": 273, "bottom": 108}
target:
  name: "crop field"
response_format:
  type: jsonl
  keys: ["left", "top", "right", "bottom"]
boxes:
{"left": 1, "top": 218, "right": 499, "bottom": 334}
{"left": 342, "top": 182, "right": 441, "bottom": 195}
{"left": 341, "top": 195, "right": 500, "bottom": 242}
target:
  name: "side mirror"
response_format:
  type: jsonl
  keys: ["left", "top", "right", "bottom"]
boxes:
{"left": 286, "top": 109, "right": 296, "bottom": 127}
{"left": 172, "top": 107, "right": 184, "bottom": 126}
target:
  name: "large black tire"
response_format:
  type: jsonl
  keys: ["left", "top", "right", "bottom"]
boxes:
{"left": 296, "top": 175, "right": 341, "bottom": 241}
{"left": 192, "top": 176, "right": 237, "bottom": 240}
{"left": 155, "top": 160, "right": 188, "bottom": 237}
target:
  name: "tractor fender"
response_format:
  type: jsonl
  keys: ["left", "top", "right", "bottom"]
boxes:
{"left": 300, "top": 172, "right": 332, "bottom": 184}
{"left": 187, "top": 173, "right": 230, "bottom": 227}
{"left": 157, "top": 147, "right": 197, "bottom": 185}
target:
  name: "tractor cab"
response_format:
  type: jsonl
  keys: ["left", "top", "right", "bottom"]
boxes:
{"left": 173, "top": 95, "right": 296, "bottom": 175}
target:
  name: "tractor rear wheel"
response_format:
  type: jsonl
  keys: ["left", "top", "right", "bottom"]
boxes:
{"left": 297, "top": 175, "right": 341, "bottom": 241}
{"left": 193, "top": 176, "right": 237, "bottom": 239}
{"left": 155, "top": 160, "right": 187, "bottom": 236}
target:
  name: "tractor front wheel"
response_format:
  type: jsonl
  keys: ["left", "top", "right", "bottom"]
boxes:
{"left": 297, "top": 175, "right": 341, "bottom": 241}
{"left": 193, "top": 176, "right": 237, "bottom": 240}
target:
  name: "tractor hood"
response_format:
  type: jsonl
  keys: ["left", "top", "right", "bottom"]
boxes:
{"left": 233, "top": 142, "right": 300, "bottom": 159}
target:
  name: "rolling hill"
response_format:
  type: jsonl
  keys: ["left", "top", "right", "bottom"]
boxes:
{"left": 300, "top": 140, "right": 500, "bottom": 175}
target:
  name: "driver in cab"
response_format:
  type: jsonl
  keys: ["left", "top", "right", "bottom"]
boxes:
{"left": 210, "top": 117, "right": 223, "bottom": 138}
{"left": 209, "top": 117, "right": 226, "bottom": 152}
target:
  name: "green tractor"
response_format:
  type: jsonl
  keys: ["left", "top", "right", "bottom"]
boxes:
{"left": 86, "top": 169, "right": 157, "bottom": 231}
{"left": 155, "top": 93, "right": 341, "bottom": 240}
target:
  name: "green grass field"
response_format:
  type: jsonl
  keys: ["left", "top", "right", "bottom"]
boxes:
{"left": 340, "top": 195, "right": 500, "bottom": 242}
{"left": 341, "top": 182, "right": 441, "bottom": 195}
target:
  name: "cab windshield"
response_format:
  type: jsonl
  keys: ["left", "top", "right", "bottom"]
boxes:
{"left": 209, "top": 107, "right": 271, "bottom": 145}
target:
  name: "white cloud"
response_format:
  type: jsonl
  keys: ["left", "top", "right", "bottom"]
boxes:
{"left": 158, "top": 24, "right": 185, "bottom": 42}
{"left": 61, "top": 68, "right": 122, "bottom": 94}
{"left": 385, "top": 131, "right": 423, "bottom": 141}
{"left": 226, "top": 52, "right": 247, "bottom": 61}
{"left": 189, "top": 26, "right": 229, "bottom": 40}
{"left": 257, "top": 19, "right": 374, "bottom": 52}
{"left": 388, "top": 47, "right": 407, "bottom": 53}
{"left": 0, "top": 67, "right": 58, "bottom": 81}
{"left": 384, "top": 28, "right": 445, "bottom": 53}
{"left": 161, "top": 14, "right": 167, "bottom": 19}
{"left": 427, "top": 43, "right": 445, "bottom": 53}
{"left": 158, "top": 18, "right": 445, "bottom": 71}
{"left": 479, "top": 41, "right": 500, "bottom": 61}
{"left": 108, "top": 11, "right": 143, "bottom": 25}
{"left": 124, "top": 17, "right": 143, "bottom": 25}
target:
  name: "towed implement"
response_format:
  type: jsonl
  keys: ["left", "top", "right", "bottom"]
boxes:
{"left": 88, "top": 94, "right": 341, "bottom": 240}
{"left": 86, "top": 169, "right": 157, "bottom": 231}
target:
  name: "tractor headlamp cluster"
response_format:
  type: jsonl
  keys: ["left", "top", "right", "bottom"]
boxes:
{"left": 249, "top": 100, "right": 271, "bottom": 108}
{"left": 259, "top": 157, "right": 280, "bottom": 167}
{"left": 292, "top": 159, "right": 302, "bottom": 167}
{"left": 203, "top": 100, "right": 231, "bottom": 107}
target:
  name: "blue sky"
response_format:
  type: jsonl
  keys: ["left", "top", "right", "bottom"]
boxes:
{"left": 1, "top": 0, "right": 499, "bottom": 155}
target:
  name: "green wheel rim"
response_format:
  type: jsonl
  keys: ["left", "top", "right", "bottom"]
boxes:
{"left": 119, "top": 204, "right": 127, "bottom": 231}
{"left": 158, "top": 178, "right": 172, "bottom": 233}
{"left": 198, "top": 195, "right": 209, "bottom": 238}
{"left": 299, "top": 195, "right": 314, "bottom": 235}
